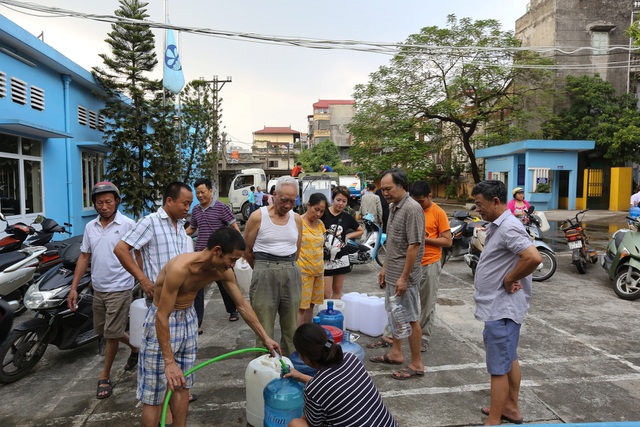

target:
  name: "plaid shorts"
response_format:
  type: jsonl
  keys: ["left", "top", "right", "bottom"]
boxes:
{"left": 136, "top": 304, "right": 198, "bottom": 405}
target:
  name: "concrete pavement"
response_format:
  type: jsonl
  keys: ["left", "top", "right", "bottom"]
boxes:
{"left": 3, "top": 244, "right": 640, "bottom": 426}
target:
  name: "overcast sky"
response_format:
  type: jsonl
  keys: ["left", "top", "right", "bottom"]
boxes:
{"left": 1, "top": 0, "right": 529, "bottom": 148}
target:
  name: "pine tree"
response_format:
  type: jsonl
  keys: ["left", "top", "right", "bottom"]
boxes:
{"left": 93, "top": 0, "right": 180, "bottom": 217}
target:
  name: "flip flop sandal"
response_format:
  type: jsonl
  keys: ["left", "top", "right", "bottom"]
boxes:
{"left": 390, "top": 366, "right": 425, "bottom": 380}
{"left": 369, "top": 354, "right": 402, "bottom": 365}
{"left": 229, "top": 311, "right": 240, "bottom": 322}
{"left": 124, "top": 351, "right": 139, "bottom": 371}
{"left": 480, "top": 407, "right": 523, "bottom": 424}
{"left": 366, "top": 339, "right": 392, "bottom": 349}
{"left": 189, "top": 393, "right": 198, "bottom": 403}
{"left": 96, "top": 379, "right": 113, "bottom": 399}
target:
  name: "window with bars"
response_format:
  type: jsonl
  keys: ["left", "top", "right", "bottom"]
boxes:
{"left": 10, "top": 77, "right": 27, "bottom": 105}
{"left": 81, "top": 151, "right": 105, "bottom": 208}
{"left": 78, "top": 106, "right": 88, "bottom": 126}
{"left": 0, "top": 71, "right": 6, "bottom": 98}
{"left": 30, "top": 85, "right": 44, "bottom": 111}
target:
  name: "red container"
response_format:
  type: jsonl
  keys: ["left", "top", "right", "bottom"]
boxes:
{"left": 321, "top": 325, "right": 343, "bottom": 343}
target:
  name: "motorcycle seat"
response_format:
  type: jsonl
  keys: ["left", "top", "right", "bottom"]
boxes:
{"left": 0, "top": 251, "right": 28, "bottom": 271}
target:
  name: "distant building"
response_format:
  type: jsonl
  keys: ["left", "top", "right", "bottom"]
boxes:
{"left": 308, "top": 99, "right": 355, "bottom": 162}
{"left": 252, "top": 126, "right": 301, "bottom": 172}
{"left": 0, "top": 15, "right": 107, "bottom": 231}
{"left": 516, "top": 0, "right": 637, "bottom": 105}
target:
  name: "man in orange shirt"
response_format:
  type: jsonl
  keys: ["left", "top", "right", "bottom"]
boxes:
{"left": 409, "top": 181, "right": 452, "bottom": 353}
{"left": 367, "top": 180, "right": 452, "bottom": 354}
{"left": 291, "top": 162, "right": 304, "bottom": 177}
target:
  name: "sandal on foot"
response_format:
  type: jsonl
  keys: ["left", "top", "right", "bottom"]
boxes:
{"left": 369, "top": 354, "right": 402, "bottom": 365}
{"left": 198, "top": 328, "right": 203, "bottom": 335}
{"left": 189, "top": 393, "right": 198, "bottom": 403}
{"left": 480, "top": 407, "right": 523, "bottom": 424}
{"left": 124, "top": 351, "right": 139, "bottom": 371}
{"left": 391, "top": 366, "right": 424, "bottom": 380}
{"left": 229, "top": 311, "right": 240, "bottom": 322}
{"left": 421, "top": 341, "right": 428, "bottom": 353}
{"left": 96, "top": 379, "right": 113, "bottom": 399}
{"left": 366, "top": 338, "right": 392, "bottom": 349}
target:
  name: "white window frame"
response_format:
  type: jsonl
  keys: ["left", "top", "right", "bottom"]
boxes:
{"left": 81, "top": 151, "right": 105, "bottom": 208}
{"left": 0, "top": 133, "right": 44, "bottom": 221}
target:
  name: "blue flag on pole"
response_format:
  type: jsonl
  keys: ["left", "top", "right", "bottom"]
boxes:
{"left": 163, "top": 28, "right": 185, "bottom": 94}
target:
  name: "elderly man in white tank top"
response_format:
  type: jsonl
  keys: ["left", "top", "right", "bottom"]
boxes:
{"left": 244, "top": 176, "right": 303, "bottom": 356}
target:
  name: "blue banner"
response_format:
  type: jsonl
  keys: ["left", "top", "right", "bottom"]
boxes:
{"left": 163, "top": 28, "right": 185, "bottom": 94}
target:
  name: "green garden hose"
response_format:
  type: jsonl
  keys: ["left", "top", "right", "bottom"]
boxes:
{"left": 161, "top": 347, "right": 282, "bottom": 427}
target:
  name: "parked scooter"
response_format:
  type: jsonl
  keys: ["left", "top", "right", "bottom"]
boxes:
{"left": 0, "top": 236, "right": 97, "bottom": 383}
{"left": 601, "top": 216, "right": 640, "bottom": 300}
{"left": 0, "top": 214, "right": 39, "bottom": 253}
{"left": 560, "top": 210, "right": 598, "bottom": 274}
{"left": 344, "top": 213, "right": 386, "bottom": 269}
{"left": 442, "top": 209, "right": 486, "bottom": 266}
{"left": 463, "top": 206, "right": 556, "bottom": 281}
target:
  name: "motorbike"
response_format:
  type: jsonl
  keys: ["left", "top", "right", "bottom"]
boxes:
{"left": 442, "top": 209, "right": 486, "bottom": 266}
{"left": 0, "top": 235, "right": 97, "bottom": 383}
{"left": 601, "top": 216, "right": 640, "bottom": 300}
{"left": 463, "top": 206, "right": 557, "bottom": 281}
{"left": 0, "top": 214, "right": 40, "bottom": 253}
{"left": 343, "top": 213, "right": 386, "bottom": 268}
{"left": 560, "top": 209, "right": 598, "bottom": 274}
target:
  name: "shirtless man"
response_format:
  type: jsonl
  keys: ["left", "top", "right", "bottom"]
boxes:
{"left": 137, "top": 227, "right": 281, "bottom": 427}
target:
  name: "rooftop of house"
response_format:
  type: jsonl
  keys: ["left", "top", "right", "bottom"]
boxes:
{"left": 253, "top": 126, "right": 302, "bottom": 135}
{"left": 313, "top": 99, "right": 355, "bottom": 109}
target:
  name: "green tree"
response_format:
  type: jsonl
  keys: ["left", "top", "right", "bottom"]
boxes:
{"left": 93, "top": 0, "right": 180, "bottom": 217}
{"left": 542, "top": 75, "right": 640, "bottom": 164}
{"left": 297, "top": 140, "right": 347, "bottom": 174}
{"left": 349, "top": 15, "right": 552, "bottom": 183}
{"left": 179, "top": 79, "right": 217, "bottom": 186}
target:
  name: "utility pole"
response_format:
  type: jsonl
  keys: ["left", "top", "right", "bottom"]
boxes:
{"left": 201, "top": 75, "right": 232, "bottom": 197}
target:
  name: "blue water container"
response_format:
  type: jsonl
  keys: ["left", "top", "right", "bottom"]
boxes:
{"left": 339, "top": 331, "right": 365, "bottom": 363}
{"left": 317, "top": 301, "right": 344, "bottom": 330}
{"left": 630, "top": 206, "right": 640, "bottom": 220}
{"left": 289, "top": 351, "right": 317, "bottom": 376}
{"left": 263, "top": 377, "right": 304, "bottom": 426}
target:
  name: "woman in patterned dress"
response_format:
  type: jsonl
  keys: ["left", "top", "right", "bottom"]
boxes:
{"left": 297, "top": 193, "right": 328, "bottom": 325}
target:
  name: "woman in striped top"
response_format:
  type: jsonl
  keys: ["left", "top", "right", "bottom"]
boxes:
{"left": 286, "top": 323, "right": 398, "bottom": 427}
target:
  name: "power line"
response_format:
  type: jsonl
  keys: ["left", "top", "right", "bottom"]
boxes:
{"left": 3, "top": 0, "right": 640, "bottom": 59}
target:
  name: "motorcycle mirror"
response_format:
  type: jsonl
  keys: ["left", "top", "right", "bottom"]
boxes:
{"left": 470, "top": 205, "right": 477, "bottom": 211}
{"left": 527, "top": 206, "right": 535, "bottom": 214}
{"left": 0, "top": 213, "right": 6, "bottom": 223}
{"left": 34, "top": 215, "right": 44, "bottom": 224}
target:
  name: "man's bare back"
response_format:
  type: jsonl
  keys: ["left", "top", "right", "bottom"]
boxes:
{"left": 153, "top": 252, "right": 235, "bottom": 310}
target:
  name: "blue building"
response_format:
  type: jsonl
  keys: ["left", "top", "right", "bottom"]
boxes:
{"left": 0, "top": 15, "right": 107, "bottom": 234}
{"left": 475, "top": 139, "right": 596, "bottom": 211}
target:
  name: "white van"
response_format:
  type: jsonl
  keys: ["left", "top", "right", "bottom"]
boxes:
{"left": 228, "top": 168, "right": 267, "bottom": 220}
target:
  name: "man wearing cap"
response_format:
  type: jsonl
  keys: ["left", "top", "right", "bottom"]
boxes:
{"left": 67, "top": 182, "right": 137, "bottom": 400}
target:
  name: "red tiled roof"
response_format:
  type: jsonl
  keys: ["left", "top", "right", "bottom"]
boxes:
{"left": 254, "top": 126, "right": 302, "bottom": 135}
{"left": 313, "top": 99, "right": 355, "bottom": 109}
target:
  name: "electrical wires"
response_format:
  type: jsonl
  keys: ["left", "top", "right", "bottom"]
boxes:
{"left": 2, "top": 0, "right": 640, "bottom": 68}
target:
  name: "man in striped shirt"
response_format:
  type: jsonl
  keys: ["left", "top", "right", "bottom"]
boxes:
{"left": 187, "top": 178, "right": 242, "bottom": 328}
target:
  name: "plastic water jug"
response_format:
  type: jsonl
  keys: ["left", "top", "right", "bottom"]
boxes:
{"left": 129, "top": 298, "right": 148, "bottom": 348}
{"left": 388, "top": 295, "right": 412, "bottom": 339}
{"left": 359, "top": 296, "right": 387, "bottom": 337}
{"left": 321, "top": 325, "right": 343, "bottom": 343}
{"left": 233, "top": 258, "right": 253, "bottom": 294}
{"left": 317, "top": 300, "right": 344, "bottom": 330}
{"left": 316, "top": 299, "right": 347, "bottom": 329}
{"left": 263, "top": 377, "right": 304, "bottom": 426}
{"left": 245, "top": 354, "right": 293, "bottom": 427}
{"left": 341, "top": 293, "right": 361, "bottom": 331}
{"left": 339, "top": 331, "right": 365, "bottom": 363}
{"left": 289, "top": 351, "right": 317, "bottom": 376}
{"left": 630, "top": 206, "right": 640, "bottom": 220}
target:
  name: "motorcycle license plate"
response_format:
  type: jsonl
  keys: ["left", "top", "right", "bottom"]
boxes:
{"left": 568, "top": 241, "right": 583, "bottom": 249}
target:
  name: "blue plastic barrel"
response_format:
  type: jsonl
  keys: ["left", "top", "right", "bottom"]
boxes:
{"left": 317, "top": 300, "right": 344, "bottom": 330}
{"left": 263, "top": 377, "right": 304, "bottom": 426}
{"left": 289, "top": 351, "right": 317, "bottom": 376}
{"left": 339, "top": 331, "right": 365, "bottom": 363}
